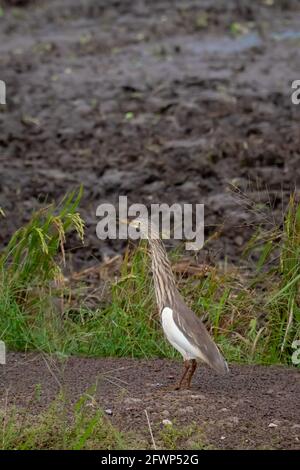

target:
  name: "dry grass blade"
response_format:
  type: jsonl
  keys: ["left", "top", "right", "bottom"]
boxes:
{"left": 145, "top": 409, "right": 157, "bottom": 450}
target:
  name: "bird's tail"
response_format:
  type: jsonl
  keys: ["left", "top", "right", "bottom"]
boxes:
{"left": 201, "top": 332, "right": 229, "bottom": 375}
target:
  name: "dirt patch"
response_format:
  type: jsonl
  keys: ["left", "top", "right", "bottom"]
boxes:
{"left": 0, "top": 0, "right": 300, "bottom": 268}
{"left": 1, "top": 353, "right": 299, "bottom": 449}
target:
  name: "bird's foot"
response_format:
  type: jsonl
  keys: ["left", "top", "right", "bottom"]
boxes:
{"left": 173, "top": 382, "right": 191, "bottom": 391}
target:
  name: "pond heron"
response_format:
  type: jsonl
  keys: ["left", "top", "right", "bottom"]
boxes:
{"left": 128, "top": 217, "right": 229, "bottom": 390}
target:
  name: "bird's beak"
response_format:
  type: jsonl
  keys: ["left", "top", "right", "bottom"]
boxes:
{"left": 121, "top": 218, "right": 140, "bottom": 229}
{"left": 161, "top": 230, "right": 169, "bottom": 239}
{"left": 119, "top": 218, "right": 129, "bottom": 226}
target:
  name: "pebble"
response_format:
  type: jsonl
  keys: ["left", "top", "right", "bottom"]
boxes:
{"left": 124, "top": 397, "right": 142, "bottom": 405}
{"left": 292, "top": 424, "right": 300, "bottom": 429}
{"left": 162, "top": 419, "right": 172, "bottom": 426}
{"left": 190, "top": 394, "right": 206, "bottom": 400}
{"left": 105, "top": 409, "right": 113, "bottom": 416}
{"left": 235, "top": 236, "right": 244, "bottom": 246}
{"left": 178, "top": 406, "right": 194, "bottom": 415}
{"left": 268, "top": 422, "right": 278, "bottom": 428}
{"left": 229, "top": 416, "right": 239, "bottom": 425}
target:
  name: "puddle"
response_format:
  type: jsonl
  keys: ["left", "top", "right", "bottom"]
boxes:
{"left": 272, "top": 30, "right": 300, "bottom": 41}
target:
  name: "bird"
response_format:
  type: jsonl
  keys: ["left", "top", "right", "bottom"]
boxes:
{"left": 128, "top": 217, "right": 229, "bottom": 390}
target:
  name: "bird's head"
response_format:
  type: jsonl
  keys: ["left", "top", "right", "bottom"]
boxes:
{"left": 120, "top": 216, "right": 167, "bottom": 240}
{"left": 130, "top": 216, "right": 159, "bottom": 239}
{"left": 128, "top": 216, "right": 148, "bottom": 232}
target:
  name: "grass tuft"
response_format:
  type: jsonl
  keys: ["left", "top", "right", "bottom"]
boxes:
{"left": 0, "top": 387, "right": 126, "bottom": 450}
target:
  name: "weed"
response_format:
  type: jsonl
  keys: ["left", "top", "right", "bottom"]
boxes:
{"left": 0, "top": 387, "right": 126, "bottom": 450}
{"left": 159, "top": 421, "right": 210, "bottom": 450}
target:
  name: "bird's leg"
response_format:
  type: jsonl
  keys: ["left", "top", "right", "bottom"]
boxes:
{"left": 174, "top": 360, "right": 190, "bottom": 390}
{"left": 186, "top": 359, "right": 197, "bottom": 389}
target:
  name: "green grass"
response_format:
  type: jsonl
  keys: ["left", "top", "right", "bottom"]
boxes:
{"left": 0, "top": 387, "right": 127, "bottom": 450}
{"left": 0, "top": 190, "right": 299, "bottom": 366}
{"left": 158, "top": 421, "right": 210, "bottom": 450}
{"left": 1, "top": 187, "right": 84, "bottom": 285}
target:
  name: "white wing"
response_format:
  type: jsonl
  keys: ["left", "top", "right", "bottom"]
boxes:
{"left": 161, "top": 307, "right": 206, "bottom": 361}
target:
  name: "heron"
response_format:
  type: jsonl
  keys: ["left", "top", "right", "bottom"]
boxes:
{"left": 128, "top": 217, "right": 229, "bottom": 390}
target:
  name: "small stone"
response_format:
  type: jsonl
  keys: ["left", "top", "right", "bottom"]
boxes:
{"left": 190, "top": 394, "right": 206, "bottom": 400}
{"left": 162, "top": 419, "right": 172, "bottom": 426}
{"left": 162, "top": 410, "right": 170, "bottom": 417}
{"left": 230, "top": 416, "right": 240, "bottom": 425}
{"left": 220, "top": 408, "right": 228, "bottom": 412}
{"left": 235, "top": 236, "right": 243, "bottom": 247}
{"left": 220, "top": 436, "right": 226, "bottom": 440}
{"left": 178, "top": 406, "right": 194, "bottom": 414}
{"left": 105, "top": 409, "right": 113, "bottom": 416}
{"left": 124, "top": 397, "right": 142, "bottom": 405}
{"left": 268, "top": 422, "right": 278, "bottom": 428}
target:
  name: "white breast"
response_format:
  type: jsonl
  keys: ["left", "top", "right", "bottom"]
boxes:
{"left": 161, "top": 307, "right": 205, "bottom": 361}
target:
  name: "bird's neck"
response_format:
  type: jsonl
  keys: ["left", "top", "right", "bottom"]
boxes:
{"left": 148, "top": 238, "right": 178, "bottom": 312}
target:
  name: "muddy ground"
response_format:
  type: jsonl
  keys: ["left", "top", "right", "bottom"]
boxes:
{"left": 0, "top": 0, "right": 300, "bottom": 267}
{"left": 1, "top": 353, "right": 300, "bottom": 449}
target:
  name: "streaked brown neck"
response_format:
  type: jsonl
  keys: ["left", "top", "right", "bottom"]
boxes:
{"left": 148, "top": 238, "right": 178, "bottom": 312}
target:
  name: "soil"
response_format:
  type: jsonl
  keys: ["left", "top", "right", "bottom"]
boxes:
{"left": 1, "top": 352, "right": 300, "bottom": 450}
{"left": 0, "top": 0, "right": 300, "bottom": 268}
